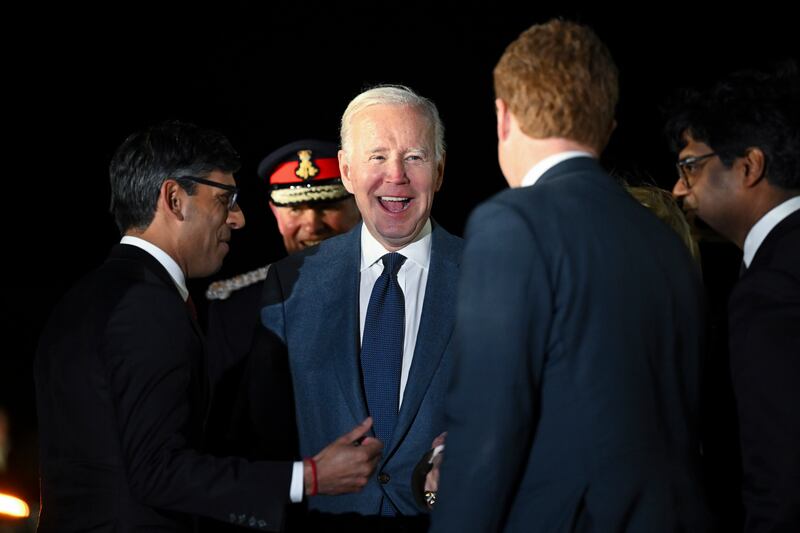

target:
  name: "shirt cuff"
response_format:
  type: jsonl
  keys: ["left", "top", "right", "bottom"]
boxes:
{"left": 289, "top": 461, "right": 304, "bottom": 503}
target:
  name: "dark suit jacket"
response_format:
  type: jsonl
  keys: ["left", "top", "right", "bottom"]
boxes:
{"left": 431, "top": 157, "right": 712, "bottom": 532}
{"left": 260, "top": 222, "right": 463, "bottom": 517}
{"left": 205, "top": 280, "right": 299, "bottom": 463}
{"left": 728, "top": 208, "right": 800, "bottom": 533}
{"left": 35, "top": 244, "right": 292, "bottom": 532}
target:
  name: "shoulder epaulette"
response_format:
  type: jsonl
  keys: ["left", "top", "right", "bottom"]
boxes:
{"left": 205, "top": 264, "right": 271, "bottom": 301}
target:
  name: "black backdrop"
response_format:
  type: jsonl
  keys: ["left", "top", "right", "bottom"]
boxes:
{"left": 3, "top": 0, "right": 796, "bottom": 504}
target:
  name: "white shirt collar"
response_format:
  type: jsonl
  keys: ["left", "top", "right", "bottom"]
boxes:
{"left": 520, "top": 151, "right": 594, "bottom": 188}
{"left": 120, "top": 235, "right": 189, "bottom": 301}
{"left": 360, "top": 219, "right": 433, "bottom": 272}
{"left": 743, "top": 195, "right": 800, "bottom": 267}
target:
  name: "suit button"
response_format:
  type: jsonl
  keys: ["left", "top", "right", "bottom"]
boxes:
{"left": 378, "top": 472, "right": 390, "bottom": 484}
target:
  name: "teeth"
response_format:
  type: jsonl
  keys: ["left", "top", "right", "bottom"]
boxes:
{"left": 380, "top": 196, "right": 410, "bottom": 202}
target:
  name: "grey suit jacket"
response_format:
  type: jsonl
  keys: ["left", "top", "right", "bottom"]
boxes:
{"left": 261, "top": 222, "right": 463, "bottom": 516}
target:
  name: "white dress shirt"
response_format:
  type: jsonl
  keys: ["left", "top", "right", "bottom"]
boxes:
{"left": 359, "top": 219, "right": 432, "bottom": 408}
{"left": 120, "top": 236, "right": 189, "bottom": 301}
{"left": 742, "top": 195, "right": 800, "bottom": 267}
{"left": 119, "top": 236, "right": 305, "bottom": 502}
{"left": 520, "top": 151, "right": 594, "bottom": 188}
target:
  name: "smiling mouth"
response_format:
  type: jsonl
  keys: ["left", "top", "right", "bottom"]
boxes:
{"left": 379, "top": 196, "right": 411, "bottom": 213}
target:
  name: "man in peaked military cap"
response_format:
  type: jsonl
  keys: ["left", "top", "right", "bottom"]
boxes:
{"left": 203, "top": 140, "right": 360, "bottom": 464}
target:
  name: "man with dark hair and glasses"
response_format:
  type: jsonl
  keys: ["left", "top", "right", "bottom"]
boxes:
{"left": 667, "top": 63, "right": 800, "bottom": 533}
{"left": 34, "top": 120, "right": 382, "bottom": 532}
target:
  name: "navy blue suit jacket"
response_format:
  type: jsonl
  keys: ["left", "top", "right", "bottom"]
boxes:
{"left": 432, "top": 158, "right": 712, "bottom": 532}
{"left": 261, "top": 222, "right": 463, "bottom": 516}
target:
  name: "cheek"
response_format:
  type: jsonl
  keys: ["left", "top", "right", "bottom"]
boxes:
{"left": 410, "top": 170, "right": 438, "bottom": 196}
{"left": 325, "top": 212, "right": 351, "bottom": 232}
{"left": 274, "top": 211, "right": 298, "bottom": 236}
{"left": 281, "top": 218, "right": 301, "bottom": 236}
{"left": 355, "top": 167, "right": 383, "bottom": 191}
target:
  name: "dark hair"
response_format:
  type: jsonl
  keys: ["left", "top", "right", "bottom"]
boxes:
{"left": 109, "top": 120, "right": 241, "bottom": 232}
{"left": 665, "top": 61, "right": 800, "bottom": 190}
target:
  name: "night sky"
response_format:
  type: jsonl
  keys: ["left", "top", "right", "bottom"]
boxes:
{"left": 3, "top": 0, "right": 796, "bottom": 501}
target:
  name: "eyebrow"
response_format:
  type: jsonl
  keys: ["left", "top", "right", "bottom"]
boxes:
{"left": 366, "top": 146, "right": 429, "bottom": 155}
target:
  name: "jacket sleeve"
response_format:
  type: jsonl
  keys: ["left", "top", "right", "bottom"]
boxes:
{"left": 105, "top": 282, "right": 292, "bottom": 531}
{"left": 431, "top": 201, "right": 552, "bottom": 532}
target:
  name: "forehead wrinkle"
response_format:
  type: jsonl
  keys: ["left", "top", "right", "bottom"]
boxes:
{"left": 351, "top": 106, "right": 435, "bottom": 154}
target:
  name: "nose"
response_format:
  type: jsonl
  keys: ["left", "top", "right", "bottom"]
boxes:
{"left": 299, "top": 208, "right": 325, "bottom": 234}
{"left": 226, "top": 205, "right": 246, "bottom": 229}
{"left": 672, "top": 177, "right": 689, "bottom": 199}
{"left": 384, "top": 157, "right": 410, "bottom": 184}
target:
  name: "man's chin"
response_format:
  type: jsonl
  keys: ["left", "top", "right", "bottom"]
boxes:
{"left": 372, "top": 224, "right": 425, "bottom": 250}
{"left": 189, "top": 261, "right": 224, "bottom": 279}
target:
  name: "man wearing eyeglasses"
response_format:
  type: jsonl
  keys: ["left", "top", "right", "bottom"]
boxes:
{"left": 668, "top": 64, "right": 800, "bottom": 533}
{"left": 34, "top": 121, "right": 382, "bottom": 532}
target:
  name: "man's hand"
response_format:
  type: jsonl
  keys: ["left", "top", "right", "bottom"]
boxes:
{"left": 305, "top": 417, "right": 383, "bottom": 496}
{"left": 424, "top": 432, "right": 446, "bottom": 507}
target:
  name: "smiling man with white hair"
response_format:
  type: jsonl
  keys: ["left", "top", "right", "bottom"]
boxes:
{"left": 257, "top": 85, "right": 463, "bottom": 529}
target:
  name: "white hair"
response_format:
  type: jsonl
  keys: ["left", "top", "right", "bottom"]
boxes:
{"left": 339, "top": 84, "right": 445, "bottom": 162}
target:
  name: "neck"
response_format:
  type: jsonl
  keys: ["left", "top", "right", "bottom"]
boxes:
{"left": 730, "top": 187, "right": 799, "bottom": 249}
{"left": 126, "top": 225, "right": 186, "bottom": 276}
{"left": 507, "top": 137, "right": 597, "bottom": 187}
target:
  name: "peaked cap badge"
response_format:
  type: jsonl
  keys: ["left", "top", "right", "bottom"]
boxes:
{"left": 294, "top": 149, "right": 320, "bottom": 181}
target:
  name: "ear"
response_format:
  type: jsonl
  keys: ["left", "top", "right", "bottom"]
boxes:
{"left": 161, "top": 179, "right": 185, "bottom": 221}
{"left": 740, "top": 147, "right": 767, "bottom": 188}
{"left": 496, "top": 98, "right": 511, "bottom": 142}
{"left": 269, "top": 202, "right": 289, "bottom": 234}
{"left": 434, "top": 151, "right": 446, "bottom": 192}
{"left": 269, "top": 202, "right": 282, "bottom": 221}
{"left": 338, "top": 149, "right": 355, "bottom": 194}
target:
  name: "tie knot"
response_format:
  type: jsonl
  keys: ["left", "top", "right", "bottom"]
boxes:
{"left": 381, "top": 253, "right": 406, "bottom": 277}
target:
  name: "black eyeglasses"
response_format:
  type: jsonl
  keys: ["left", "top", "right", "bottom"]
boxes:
{"left": 676, "top": 153, "right": 716, "bottom": 189}
{"left": 175, "top": 175, "right": 239, "bottom": 210}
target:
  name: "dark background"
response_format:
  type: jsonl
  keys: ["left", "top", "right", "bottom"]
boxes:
{"left": 2, "top": 0, "right": 795, "bottom": 507}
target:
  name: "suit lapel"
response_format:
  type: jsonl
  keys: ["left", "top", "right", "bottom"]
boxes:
{"left": 385, "top": 225, "right": 458, "bottom": 456}
{"left": 111, "top": 243, "right": 209, "bottom": 418}
{"left": 328, "top": 226, "right": 371, "bottom": 424}
{"left": 112, "top": 244, "right": 205, "bottom": 338}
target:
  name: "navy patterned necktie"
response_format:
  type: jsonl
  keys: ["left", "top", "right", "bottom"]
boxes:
{"left": 360, "top": 252, "right": 406, "bottom": 516}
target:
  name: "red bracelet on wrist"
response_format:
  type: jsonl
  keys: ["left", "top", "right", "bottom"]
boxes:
{"left": 306, "top": 457, "right": 318, "bottom": 497}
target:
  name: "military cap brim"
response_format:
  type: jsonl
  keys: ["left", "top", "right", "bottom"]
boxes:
{"left": 258, "top": 139, "right": 351, "bottom": 206}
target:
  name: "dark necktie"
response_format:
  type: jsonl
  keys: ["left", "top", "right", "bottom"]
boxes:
{"left": 360, "top": 252, "right": 406, "bottom": 516}
{"left": 185, "top": 293, "right": 198, "bottom": 322}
